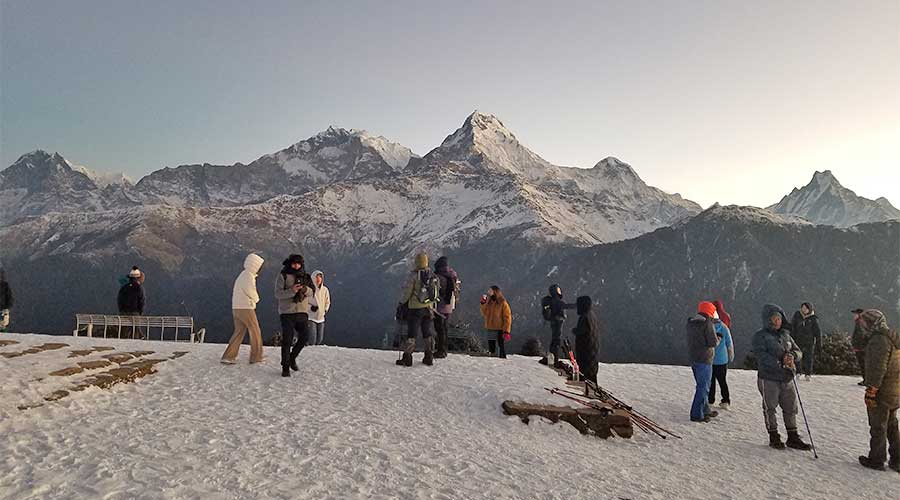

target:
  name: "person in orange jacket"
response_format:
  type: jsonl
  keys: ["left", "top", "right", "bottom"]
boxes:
{"left": 480, "top": 285, "right": 512, "bottom": 358}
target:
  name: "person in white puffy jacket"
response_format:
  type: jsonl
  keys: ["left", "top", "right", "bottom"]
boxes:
{"left": 307, "top": 270, "right": 331, "bottom": 345}
{"left": 221, "top": 253, "right": 265, "bottom": 364}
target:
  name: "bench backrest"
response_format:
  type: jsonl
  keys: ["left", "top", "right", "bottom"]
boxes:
{"left": 74, "top": 314, "right": 200, "bottom": 342}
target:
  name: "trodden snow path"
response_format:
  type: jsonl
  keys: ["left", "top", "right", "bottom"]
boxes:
{"left": 0, "top": 334, "right": 895, "bottom": 499}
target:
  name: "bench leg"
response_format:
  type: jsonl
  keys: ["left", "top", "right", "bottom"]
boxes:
{"left": 87, "top": 324, "right": 93, "bottom": 338}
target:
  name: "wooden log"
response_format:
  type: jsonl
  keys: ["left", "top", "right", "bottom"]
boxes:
{"left": 502, "top": 401, "right": 632, "bottom": 439}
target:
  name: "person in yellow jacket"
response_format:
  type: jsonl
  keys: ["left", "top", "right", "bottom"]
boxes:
{"left": 396, "top": 252, "right": 438, "bottom": 367}
{"left": 480, "top": 285, "right": 512, "bottom": 358}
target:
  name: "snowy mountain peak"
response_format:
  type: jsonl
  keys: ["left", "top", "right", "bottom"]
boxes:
{"left": 65, "top": 160, "right": 133, "bottom": 188}
{"left": 594, "top": 157, "right": 640, "bottom": 182}
{"left": 768, "top": 170, "right": 900, "bottom": 227}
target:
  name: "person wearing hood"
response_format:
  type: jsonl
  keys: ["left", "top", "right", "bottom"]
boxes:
{"left": 708, "top": 310, "right": 734, "bottom": 410}
{"left": 275, "top": 254, "right": 315, "bottom": 377}
{"left": 222, "top": 253, "right": 265, "bottom": 365}
{"left": 433, "top": 256, "right": 460, "bottom": 358}
{"left": 687, "top": 302, "right": 720, "bottom": 422}
{"left": 0, "top": 269, "right": 13, "bottom": 333}
{"left": 480, "top": 285, "right": 512, "bottom": 358}
{"left": 307, "top": 270, "right": 331, "bottom": 346}
{"left": 752, "top": 304, "right": 811, "bottom": 450}
{"left": 396, "top": 252, "right": 437, "bottom": 367}
{"left": 540, "top": 284, "right": 575, "bottom": 366}
{"left": 857, "top": 309, "right": 900, "bottom": 472}
{"left": 572, "top": 296, "right": 602, "bottom": 383}
{"left": 791, "top": 302, "right": 822, "bottom": 381}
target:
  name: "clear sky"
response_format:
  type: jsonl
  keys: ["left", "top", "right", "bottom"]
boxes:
{"left": 2, "top": 0, "right": 898, "bottom": 208}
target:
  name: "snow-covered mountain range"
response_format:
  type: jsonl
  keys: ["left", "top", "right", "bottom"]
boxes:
{"left": 768, "top": 170, "right": 900, "bottom": 227}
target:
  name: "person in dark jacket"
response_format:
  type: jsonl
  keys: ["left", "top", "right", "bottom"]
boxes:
{"left": 791, "top": 302, "right": 823, "bottom": 381}
{"left": 857, "top": 309, "right": 900, "bottom": 472}
{"left": 433, "top": 256, "right": 460, "bottom": 359}
{"left": 0, "top": 269, "right": 13, "bottom": 332}
{"left": 752, "top": 304, "right": 811, "bottom": 450}
{"left": 852, "top": 308, "right": 870, "bottom": 386}
{"left": 572, "top": 296, "right": 601, "bottom": 383}
{"left": 687, "top": 302, "right": 720, "bottom": 422}
{"left": 117, "top": 268, "right": 145, "bottom": 315}
{"left": 540, "top": 284, "right": 575, "bottom": 367}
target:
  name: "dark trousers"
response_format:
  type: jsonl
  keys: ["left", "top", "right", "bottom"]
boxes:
{"left": 487, "top": 330, "right": 506, "bottom": 358}
{"left": 280, "top": 313, "right": 309, "bottom": 368}
{"left": 403, "top": 308, "right": 435, "bottom": 356}
{"left": 799, "top": 343, "right": 816, "bottom": 375}
{"left": 856, "top": 350, "right": 867, "bottom": 378}
{"left": 709, "top": 364, "right": 730, "bottom": 404}
{"left": 548, "top": 320, "right": 564, "bottom": 359}
{"left": 433, "top": 313, "right": 450, "bottom": 355}
{"left": 867, "top": 404, "right": 900, "bottom": 466}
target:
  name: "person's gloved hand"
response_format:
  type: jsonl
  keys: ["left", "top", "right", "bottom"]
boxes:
{"left": 782, "top": 353, "right": 796, "bottom": 371}
{"left": 310, "top": 305, "right": 319, "bottom": 312}
{"left": 865, "top": 386, "right": 879, "bottom": 409}
{"left": 503, "top": 332, "right": 511, "bottom": 342}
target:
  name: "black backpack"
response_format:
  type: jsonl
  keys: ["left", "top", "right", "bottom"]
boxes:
{"left": 541, "top": 295, "right": 554, "bottom": 321}
{"left": 414, "top": 270, "right": 441, "bottom": 305}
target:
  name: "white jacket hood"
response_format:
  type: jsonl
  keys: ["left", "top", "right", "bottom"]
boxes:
{"left": 243, "top": 253, "right": 264, "bottom": 276}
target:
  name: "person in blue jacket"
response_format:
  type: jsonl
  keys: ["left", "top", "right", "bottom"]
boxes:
{"left": 708, "top": 311, "right": 734, "bottom": 410}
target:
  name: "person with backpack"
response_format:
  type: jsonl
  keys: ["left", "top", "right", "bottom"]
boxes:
{"left": 0, "top": 269, "right": 13, "bottom": 333}
{"left": 708, "top": 310, "right": 734, "bottom": 410}
{"left": 222, "top": 253, "right": 265, "bottom": 365}
{"left": 752, "top": 303, "right": 811, "bottom": 450}
{"left": 307, "top": 270, "right": 331, "bottom": 345}
{"left": 540, "top": 284, "right": 575, "bottom": 367}
{"left": 396, "top": 252, "right": 439, "bottom": 367}
{"left": 480, "top": 286, "right": 512, "bottom": 358}
{"left": 433, "top": 256, "right": 460, "bottom": 358}
{"left": 275, "top": 254, "right": 315, "bottom": 377}
{"left": 687, "top": 302, "right": 720, "bottom": 422}
{"left": 572, "top": 296, "right": 601, "bottom": 383}
{"left": 857, "top": 309, "right": 899, "bottom": 472}
{"left": 792, "top": 302, "right": 822, "bottom": 381}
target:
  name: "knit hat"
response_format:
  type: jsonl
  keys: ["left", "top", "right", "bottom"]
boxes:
{"left": 283, "top": 254, "right": 304, "bottom": 268}
{"left": 698, "top": 302, "right": 717, "bottom": 318}
{"left": 414, "top": 252, "right": 428, "bottom": 269}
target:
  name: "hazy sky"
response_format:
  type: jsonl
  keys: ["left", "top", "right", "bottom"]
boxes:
{"left": 2, "top": 0, "right": 898, "bottom": 208}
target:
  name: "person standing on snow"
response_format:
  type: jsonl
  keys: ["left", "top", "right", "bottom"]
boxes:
{"left": 480, "top": 286, "right": 512, "bottom": 358}
{"left": 275, "top": 254, "right": 315, "bottom": 377}
{"left": 752, "top": 304, "right": 811, "bottom": 451}
{"left": 572, "top": 296, "right": 602, "bottom": 384}
{"left": 222, "top": 253, "right": 266, "bottom": 365}
{"left": 540, "top": 284, "right": 575, "bottom": 367}
{"left": 852, "top": 308, "right": 871, "bottom": 386}
{"left": 433, "top": 256, "right": 460, "bottom": 359}
{"left": 791, "top": 302, "right": 822, "bottom": 381}
{"left": 712, "top": 300, "right": 732, "bottom": 330}
{"left": 0, "top": 269, "right": 13, "bottom": 333}
{"left": 857, "top": 309, "right": 900, "bottom": 472}
{"left": 708, "top": 310, "right": 734, "bottom": 410}
{"left": 687, "top": 302, "right": 720, "bottom": 422}
{"left": 307, "top": 270, "right": 331, "bottom": 345}
{"left": 396, "top": 252, "right": 438, "bottom": 367}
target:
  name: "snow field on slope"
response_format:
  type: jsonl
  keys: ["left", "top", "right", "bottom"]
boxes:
{"left": 0, "top": 334, "right": 895, "bottom": 499}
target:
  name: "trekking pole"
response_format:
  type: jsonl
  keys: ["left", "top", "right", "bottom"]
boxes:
{"left": 792, "top": 376, "right": 818, "bottom": 459}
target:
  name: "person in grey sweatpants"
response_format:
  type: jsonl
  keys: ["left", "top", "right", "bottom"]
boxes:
{"left": 752, "top": 304, "right": 811, "bottom": 450}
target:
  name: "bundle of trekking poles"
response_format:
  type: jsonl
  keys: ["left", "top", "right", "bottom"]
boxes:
{"left": 546, "top": 380, "right": 682, "bottom": 440}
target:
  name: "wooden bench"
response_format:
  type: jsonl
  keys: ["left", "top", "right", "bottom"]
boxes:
{"left": 73, "top": 314, "right": 206, "bottom": 343}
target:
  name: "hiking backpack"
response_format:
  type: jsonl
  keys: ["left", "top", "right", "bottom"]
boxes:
{"left": 541, "top": 295, "right": 554, "bottom": 321}
{"left": 414, "top": 270, "right": 441, "bottom": 305}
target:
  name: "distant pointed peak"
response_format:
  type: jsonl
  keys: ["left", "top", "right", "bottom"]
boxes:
{"left": 810, "top": 170, "right": 841, "bottom": 188}
{"left": 594, "top": 156, "right": 640, "bottom": 181}
{"left": 15, "top": 149, "right": 54, "bottom": 163}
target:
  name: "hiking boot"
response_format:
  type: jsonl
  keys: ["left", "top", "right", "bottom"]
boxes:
{"left": 553, "top": 360, "right": 566, "bottom": 369}
{"left": 769, "top": 432, "right": 786, "bottom": 449}
{"left": 220, "top": 358, "right": 237, "bottom": 365}
{"left": 858, "top": 456, "right": 886, "bottom": 471}
{"left": 786, "top": 431, "right": 812, "bottom": 451}
{"left": 396, "top": 353, "right": 413, "bottom": 367}
{"left": 281, "top": 367, "right": 291, "bottom": 377}
{"left": 423, "top": 352, "right": 434, "bottom": 366}
{"left": 888, "top": 460, "right": 899, "bottom": 473}
{"left": 705, "top": 410, "right": 719, "bottom": 419}
{"left": 290, "top": 359, "right": 299, "bottom": 371}
{"left": 434, "top": 351, "right": 447, "bottom": 359}
{"left": 858, "top": 380, "right": 866, "bottom": 386}
{"left": 690, "top": 416, "right": 710, "bottom": 423}
{"left": 538, "top": 357, "right": 549, "bottom": 365}
{"left": 719, "top": 402, "right": 730, "bottom": 410}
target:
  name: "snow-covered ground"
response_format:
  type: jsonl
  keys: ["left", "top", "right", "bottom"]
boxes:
{"left": 0, "top": 333, "right": 895, "bottom": 499}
